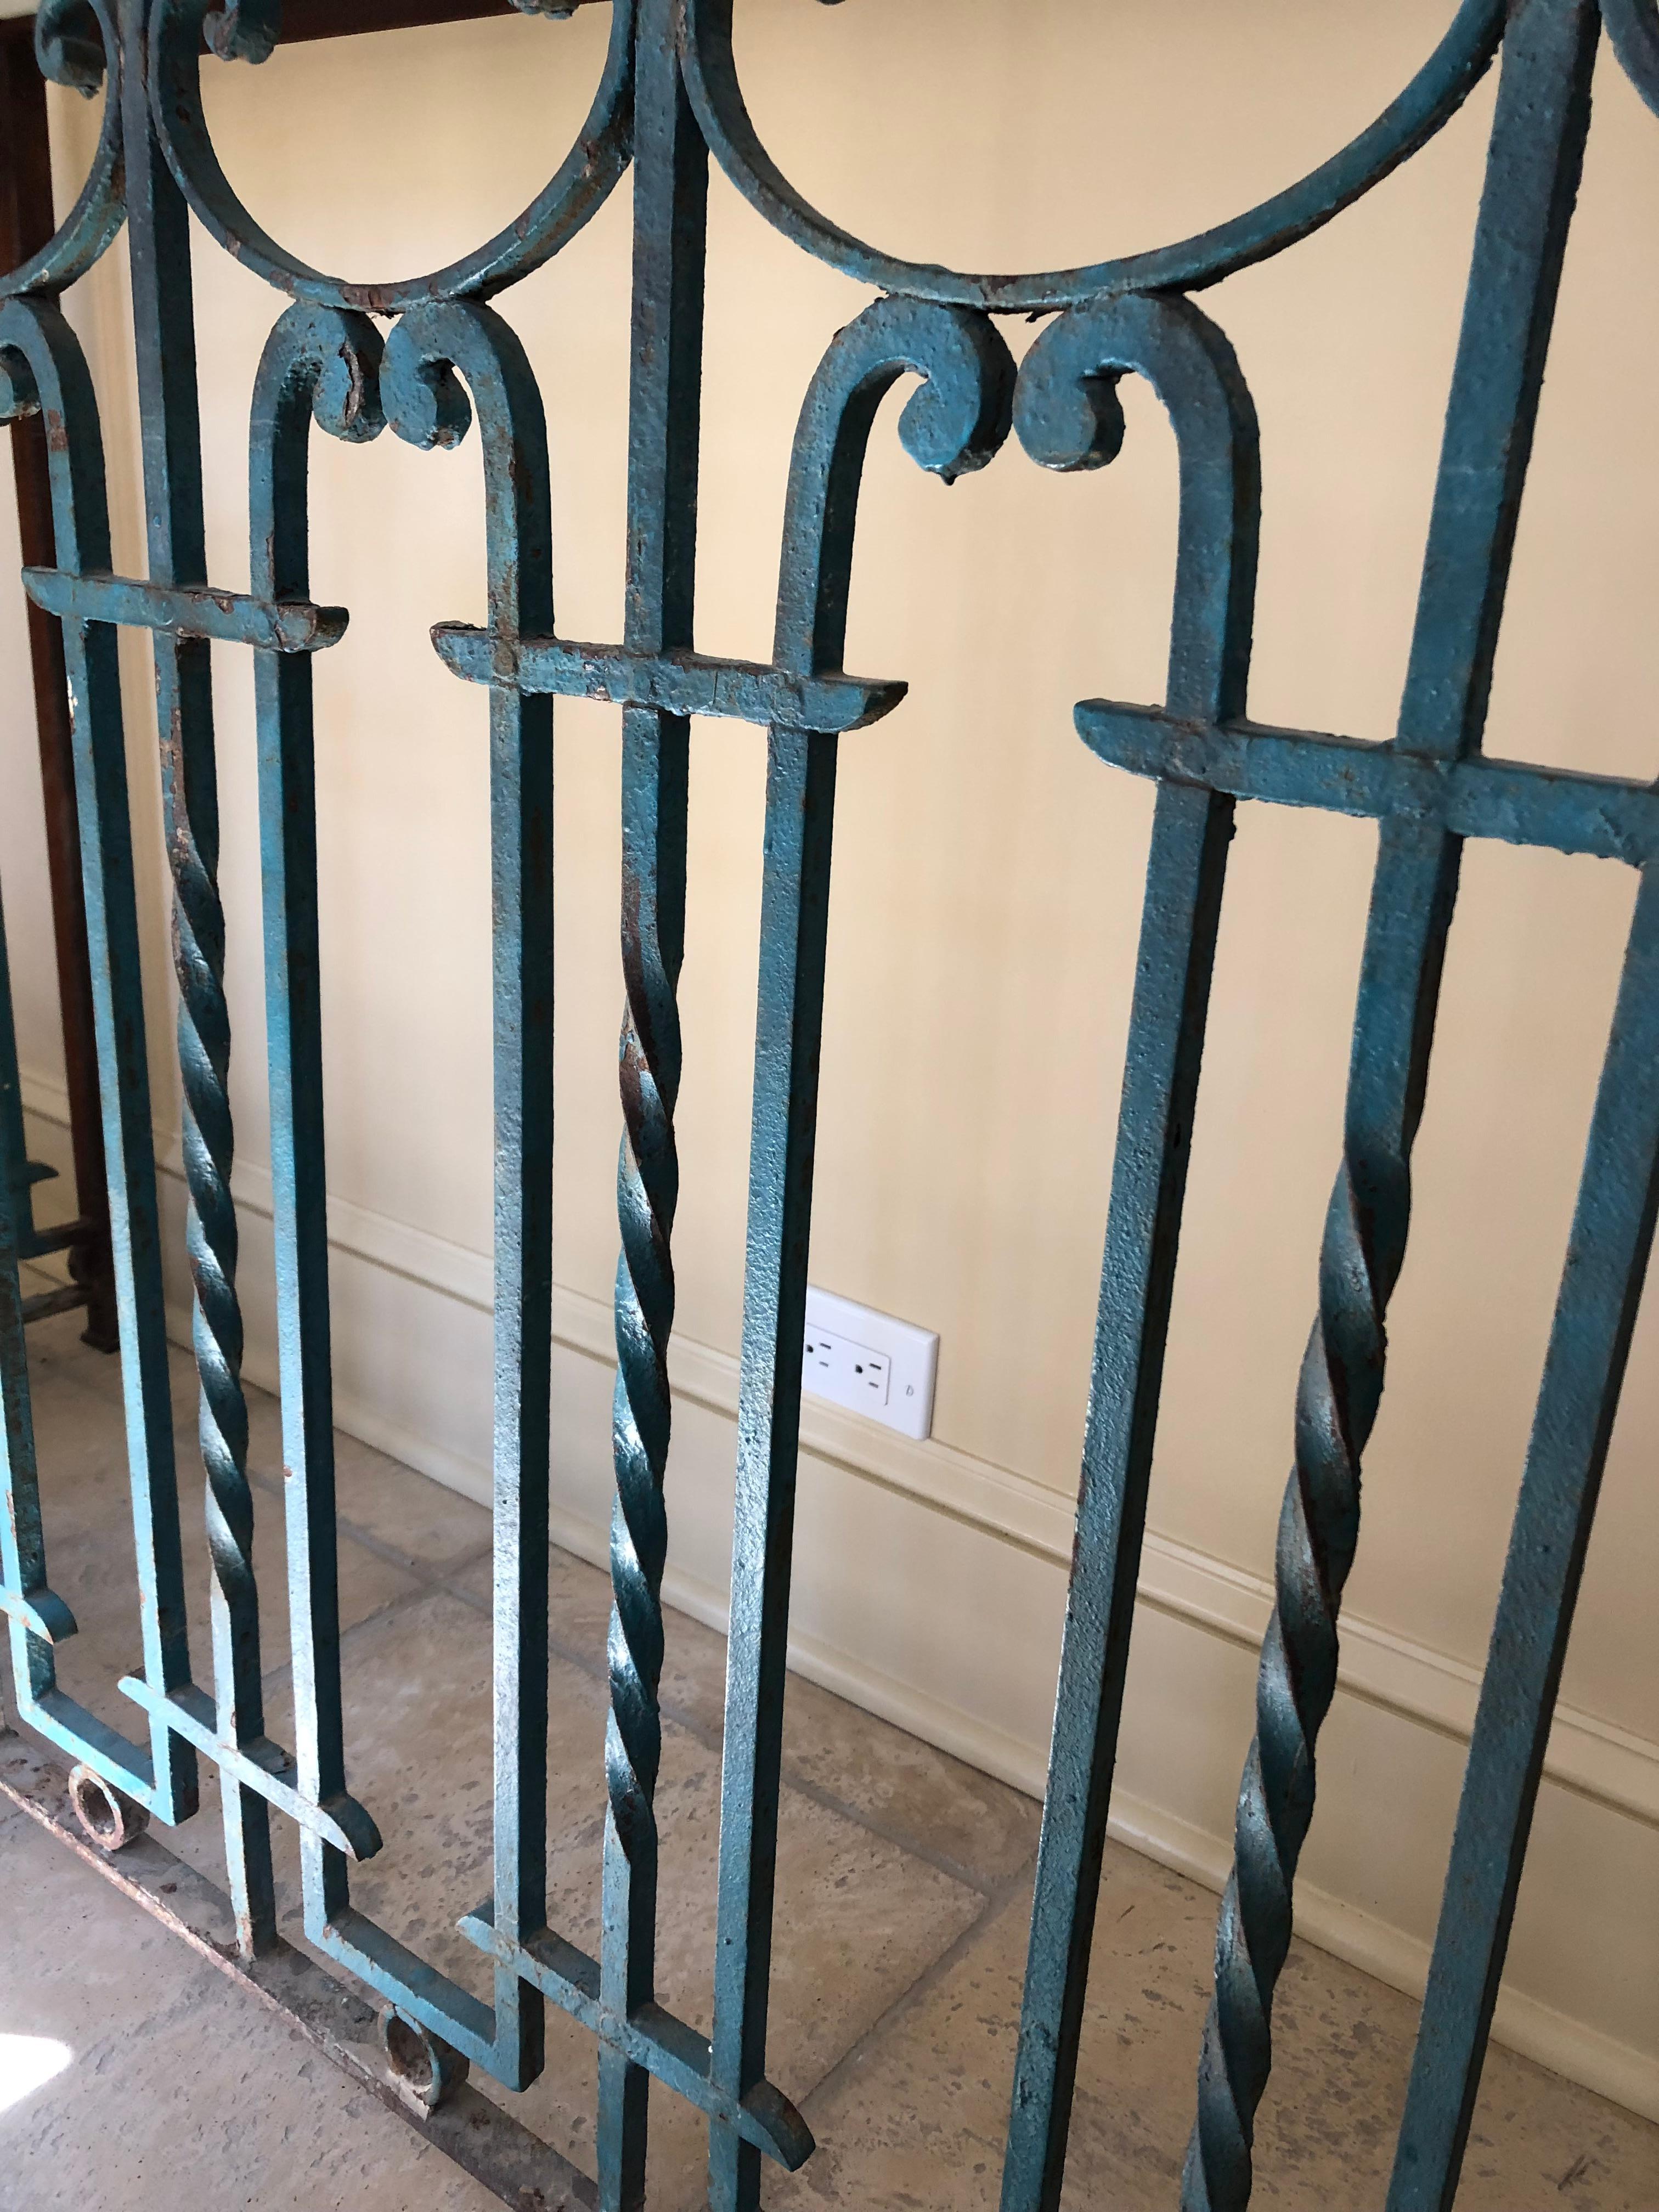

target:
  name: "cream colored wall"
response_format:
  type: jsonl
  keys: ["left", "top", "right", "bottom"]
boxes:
{"left": 6, "top": 0, "right": 1657, "bottom": 2116}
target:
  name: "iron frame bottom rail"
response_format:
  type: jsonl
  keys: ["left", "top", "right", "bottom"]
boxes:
{"left": 0, "top": 1723, "right": 598, "bottom": 2212}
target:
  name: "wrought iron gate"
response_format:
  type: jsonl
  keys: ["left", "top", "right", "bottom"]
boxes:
{"left": 1, "top": 1, "right": 1654, "bottom": 2207}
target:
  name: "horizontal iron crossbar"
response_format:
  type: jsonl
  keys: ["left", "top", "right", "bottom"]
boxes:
{"left": 433, "top": 624, "right": 905, "bottom": 733}
{"left": 461, "top": 1901, "right": 814, "bottom": 2170}
{"left": 18, "top": 1280, "right": 91, "bottom": 1324}
{"left": 1079, "top": 701, "right": 1659, "bottom": 865}
{"left": 14, "top": 1210, "right": 100, "bottom": 1259}
{"left": 115, "top": 1677, "right": 382, "bottom": 1860}
{"left": 24, "top": 566, "right": 347, "bottom": 650}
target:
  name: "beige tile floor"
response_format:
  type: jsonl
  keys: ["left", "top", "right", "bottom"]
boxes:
{"left": 3, "top": 1289, "right": 1655, "bottom": 2210}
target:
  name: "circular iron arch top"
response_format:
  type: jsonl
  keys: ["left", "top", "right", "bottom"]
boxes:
{"left": 0, "top": 1, "right": 127, "bottom": 302}
{"left": 145, "top": 0, "right": 636, "bottom": 313}
{"left": 678, "top": 0, "right": 1508, "bottom": 311}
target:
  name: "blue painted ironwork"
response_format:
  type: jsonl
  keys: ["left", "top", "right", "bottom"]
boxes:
{"left": 0, "top": 281, "right": 197, "bottom": 1830}
{"left": 1173, "top": 9, "right": 1601, "bottom": 2203}
{"left": 597, "top": 37, "right": 702, "bottom": 2200}
{"left": 1002, "top": 287, "right": 1258, "bottom": 2212}
{"left": 0, "top": 0, "right": 1652, "bottom": 2205}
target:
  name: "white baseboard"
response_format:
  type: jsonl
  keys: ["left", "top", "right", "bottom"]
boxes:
{"left": 19, "top": 1069, "right": 1659, "bottom": 2120}
{"left": 37, "top": 1063, "right": 1638, "bottom": 1823}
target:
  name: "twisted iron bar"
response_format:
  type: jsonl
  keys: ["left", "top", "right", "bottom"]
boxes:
{"left": 1180, "top": 0, "right": 1588, "bottom": 2187}
{"left": 169, "top": 789, "right": 256, "bottom": 1709}
{"left": 606, "top": 880, "right": 681, "bottom": 1891}
{"left": 1182, "top": 1121, "right": 1410, "bottom": 2209}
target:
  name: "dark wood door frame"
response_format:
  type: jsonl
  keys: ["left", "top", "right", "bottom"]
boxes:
{"left": 1, "top": 13, "right": 116, "bottom": 1346}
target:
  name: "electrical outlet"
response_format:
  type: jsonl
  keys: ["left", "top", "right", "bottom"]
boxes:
{"left": 802, "top": 1288, "right": 938, "bottom": 1442}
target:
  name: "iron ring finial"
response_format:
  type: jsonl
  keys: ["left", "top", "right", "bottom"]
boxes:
{"left": 379, "top": 2008, "right": 472, "bottom": 2115}
{"left": 67, "top": 1762, "right": 150, "bottom": 1853}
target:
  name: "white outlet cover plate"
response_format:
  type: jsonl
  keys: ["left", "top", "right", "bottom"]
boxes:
{"left": 802, "top": 1286, "right": 938, "bottom": 1443}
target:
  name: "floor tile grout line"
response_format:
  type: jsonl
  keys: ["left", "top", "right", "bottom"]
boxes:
{"left": 771, "top": 1765, "right": 1000, "bottom": 1898}
{"left": 61, "top": 1440, "right": 1015, "bottom": 1908}
{"left": 795, "top": 1850, "right": 1039, "bottom": 2125}
{"left": 437, "top": 1570, "right": 1007, "bottom": 1898}
{"left": 330, "top": 1510, "right": 494, "bottom": 1590}
{"left": 33, "top": 1356, "right": 1018, "bottom": 1927}
{"left": 18, "top": 1345, "right": 1659, "bottom": 2204}
{"left": 203, "top": 1384, "right": 1005, "bottom": 1910}
{"left": 258, "top": 1575, "right": 456, "bottom": 1697}
{"left": 56, "top": 1361, "right": 1026, "bottom": 1863}
{"left": 234, "top": 1454, "right": 497, "bottom": 1591}
{"left": 25, "top": 1349, "right": 128, "bottom": 1425}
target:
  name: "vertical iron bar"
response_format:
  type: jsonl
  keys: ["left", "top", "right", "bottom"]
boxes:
{"left": 58, "top": 503, "right": 188, "bottom": 1807}
{"left": 686, "top": 292, "right": 1011, "bottom": 2212}
{"left": 256, "top": 297, "right": 556, "bottom": 2090}
{"left": 0, "top": 19, "right": 116, "bottom": 1349}
{"left": 1182, "top": 7, "right": 1599, "bottom": 2205}
{"left": 118, "top": 0, "right": 269, "bottom": 1942}
{"left": 475, "top": 315, "right": 557, "bottom": 2097}
{"left": 0, "top": 860, "right": 36, "bottom": 1278}
{"left": 255, "top": 639, "right": 350, "bottom": 1928}
{"left": 0, "top": 879, "right": 60, "bottom": 1709}
{"left": 706, "top": 722, "right": 836, "bottom": 2212}
{"left": 701, "top": 287, "right": 1020, "bottom": 2212}
{"left": 249, "top": 314, "right": 360, "bottom": 1947}
{"left": 600, "top": 4, "right": 706, "bottom": 2204}
{"left": 1386, "top": 864, "right": 1659, "bottom": 2212}
{"left": 1000, "top": 294, "right": 1257, "bottom": 2212}
{"left": 1000, "top": 781, "right": 1234, "bottom": 2212}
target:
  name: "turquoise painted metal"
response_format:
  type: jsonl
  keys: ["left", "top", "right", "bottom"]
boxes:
{"left": 0, "top": 1, "right": 1652, "bottom": 2207}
